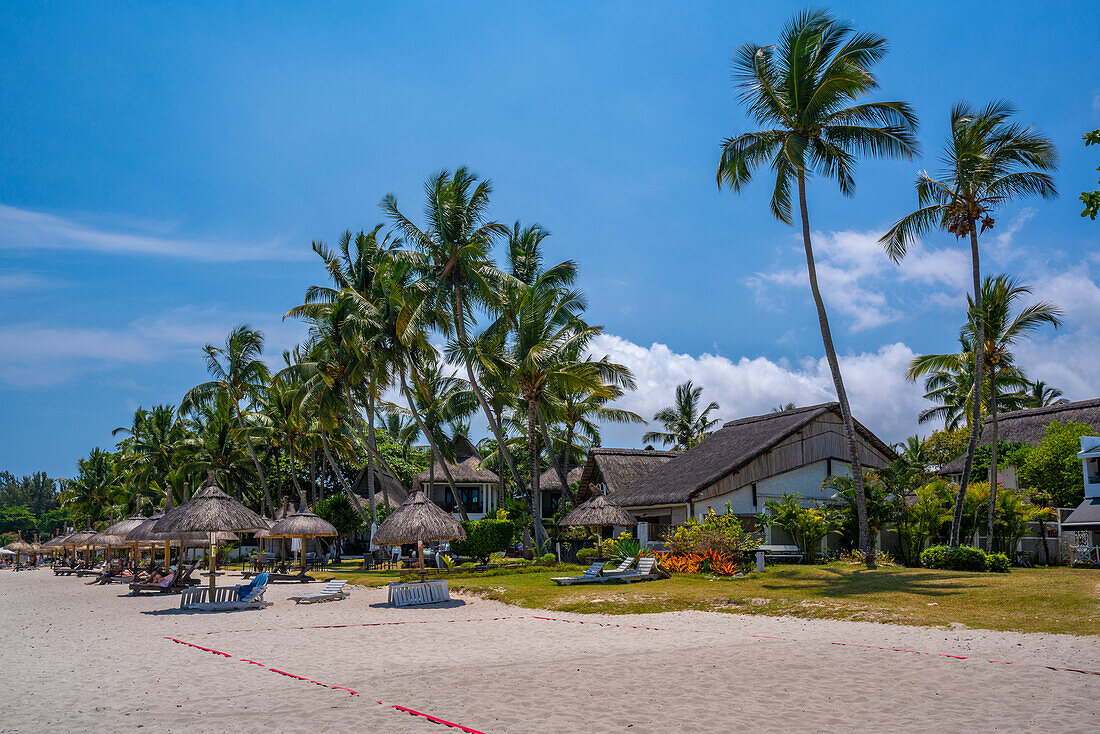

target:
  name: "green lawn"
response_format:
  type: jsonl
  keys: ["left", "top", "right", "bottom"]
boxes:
{"left": 319, "top": 562, "right": 1100, "bottom": 636}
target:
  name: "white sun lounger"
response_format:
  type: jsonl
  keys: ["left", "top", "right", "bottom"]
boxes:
{"left": 289, "top": 579, "right": 349, "bottom": 604}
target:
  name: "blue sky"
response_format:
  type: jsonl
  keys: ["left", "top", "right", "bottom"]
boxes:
{"left": 2, "top": 1, "right": 1099, "bottom": 478}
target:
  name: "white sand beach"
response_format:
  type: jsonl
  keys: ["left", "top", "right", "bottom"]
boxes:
{"left": 2, "top": 571, "right": 1097, "bottom": 733}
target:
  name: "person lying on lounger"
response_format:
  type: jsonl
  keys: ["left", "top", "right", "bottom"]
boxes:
{"left": 85, "top": 568, "right": 117, "bottom": 585}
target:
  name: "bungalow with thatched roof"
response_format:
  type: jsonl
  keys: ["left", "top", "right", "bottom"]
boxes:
{"left": 939, "top": 398, "right": 1100, "bottom": 487}
{"left": 578, "top": 403, "right": 895, "bottom": 546}
{"left": 538, "top": 464, "right": 583, "bottom": 519}
{"left": 416, "top": 434, "right": 500, "bottom": 519}
{"left": 351, "top": 465, "right": 408, "bottom": 509}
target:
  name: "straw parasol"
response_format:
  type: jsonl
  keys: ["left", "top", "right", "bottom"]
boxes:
{"left": 102, "top": 513, "right": 148, "bottom": 564}
{"left": 5, "top": 533, "right": 36, "bottom": 564}
{"left": 372, "top": 490, "right": 466, "bottom": 583}
{"left": 559, "top": 490, "right": 637, "bottom": 555}
{"left": 266, "top": 505, "right": 337, "bottom": 570}
{"left": 61, "top": 528, "right": 100, "bottom": 564}
{"left": 151, "top": 471, "right": 267, "bottom": 596}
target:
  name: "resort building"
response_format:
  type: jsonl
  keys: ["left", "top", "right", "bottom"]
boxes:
{"left": 939, "top": 398, "right": 1100, "bottom": 489}
{"left": 538, "top": 464, "right": 583, "bottom": 520}
{"left": 578, "top": 403, "right": 896, "bottom": 546}
{"left": 416, "top": 434, "right": 500, "bottom": 520}
{"left": 1065, "top": 435, "right": 1100, "bottom": 542}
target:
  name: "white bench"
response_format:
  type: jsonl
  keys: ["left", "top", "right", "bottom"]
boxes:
{"left": 387, "top": 580, "right": 450, "bottom": 606}
{"left": 180, "top": 584, "right": 269, "bottom": 611}
{"left": 754, "top": 545, "right": 803, "bottom": 571}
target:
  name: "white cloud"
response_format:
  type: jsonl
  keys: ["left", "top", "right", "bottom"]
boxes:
{"left": 588, "top": 333, "right": 927, "bottom": 446}
{"left": 0, "top": 306, "right": 308, "bottom": 387}
{"left": 0, "top": 203, "right": 306, "bottom": 262}
{"left": 0, "top": 270, "right": 58, "bottom": 291}
{"left": 748, "top": 229, "right": 972, "bottom": 332}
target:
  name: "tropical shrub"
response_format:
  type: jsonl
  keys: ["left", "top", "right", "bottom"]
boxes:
{"left": 986, "top": 552, "right": 1011, "bottom": 573}
{"left": 760, "top": 494, "right": 836, "bottom": 563}
{"left": 664, "top": 503, "right": 759, "bottom": 558}
{"left": 576, "top": 547, "right": 597, "bottom": 563}
{"left": 610, "top": 533, "right": 645, "bottom": 563}
{"left": 920, "top": 544, "right": 996, "bottom": 572}
{"left": 451, "top": 518, "right": 516, "bottom": 563}
{"left": 536, "top": 553, "right": 557, "bottom": 565}
{"left": 825, "top": 471, "right": 894, "bottom": 551}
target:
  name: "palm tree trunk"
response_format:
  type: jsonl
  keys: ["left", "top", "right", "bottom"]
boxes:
{"left": 986, "top": 374, "right": 999, "bottom": 553}
{"left": 495, "top": 406, "right": 506, "bottom": 508}
{"left": 797, "top": 173, "right": 871, "bottom": 564}
{"left": 309, "top": 448, "right": 318, "bottom": 505}
{"left": 537, "top": 406, "right": 576, "bottom": 507}
{"left": 342, "top": 385, "right": 378, "bottom": 525}
{"left": 320, "top": 429, "right": 370, "bottom": 525}
{"left": 453, "top": 288, "right": 528, "bottom": 496}
{"left": 368, "top": 391, "right": 388, "bottom": 507}
{"left": 399, "top": 371, "right": 469, "bottom": 521}
{"left": 235, "top": 410, "right": 274, "bottom": 518}
{"left": 952, "top": 223, "right": 984, "bottom": 547}
{"left": 527, "top": 399, "right": 548, "bottom": 550}
{"left": 288, "top": 451, "right": 306, "bottom": 507}
{"left": 562, "top": 423, "right": 575, "bottom": 496}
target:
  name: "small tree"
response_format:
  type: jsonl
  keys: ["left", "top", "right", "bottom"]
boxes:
{"left": 1017, "top": 420, "right": 1094, "bottom": 509}
{"left": 450, "top": 518, "right": 515, "bottom": 563}
{"left": 761, "top": 494, "right": 837, "bottom": 563}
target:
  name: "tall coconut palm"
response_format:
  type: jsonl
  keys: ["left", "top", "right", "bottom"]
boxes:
{"left": 377, "top": 408, "right": 421, "bottom": 460}
{"left": 60, "top": 448, "right": 123, "bottom": 528}
{"left": 176, "top": 393, "right": 258, "bottom": 505}
{"left": 881, "top": 101, "right": 1056, "bottom": 546}
{"left": 717, "top": 10, "right": 919, "bottom": 560}
{"left": 181, "top": 326, "right": 276, "bottom": 516}
{"left": 112, "top": 404, "right": 182, "bottom": 510}
{"left": 964, "top": 275, "right": 1062, "bottom": 550}
{"left": 382, "top": 168, "right": 529, "bottom": 498}
{"left": 409, "top": 363, "right": 478, "bottom": 520}
{"left": 643, "top": 381, "right": 720, "bottom": 450}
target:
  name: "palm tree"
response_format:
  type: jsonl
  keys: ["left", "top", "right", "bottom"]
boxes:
{"left": 181, "top": 326, "right": 276, "bottom": 517}
{"left": 112, "top": 404, "right": 182, "bottom": 510}
{"left": 484, "top": 275, "right": 615, "bottom": 548}
{"left": 176, "top": 392, "right": 258, "bottom": 504}
{"left": 771, "top": 403, "right": 797, "bottom": 412}
{"left": 410, "top": 363, "right": 477, "bottom": 520}
{"left": 1024, "top": 380, "right": 1068, "bottom": 408}
{"left": 377, "top": 408, "right": 420, "bottom": 460}
{"left": 383, "top": 168, "right": 529, "bottom": 498}
{"left": 717, "top": 9, "right": 919, "bottom": 561}
{"left": 60, "top": 448, "right": 123, "bottom": 528}
{"left": 643, "top": 381, "right": 720, "bottom": 450}
{"left": 908, "top": 338, "right": 1031, "bottom": 430}
{"left": 964, "top": 275, "right": 1062, "bottom": 550}
{"left": 881, "top": 101, "right": 1057, "bottom": 546}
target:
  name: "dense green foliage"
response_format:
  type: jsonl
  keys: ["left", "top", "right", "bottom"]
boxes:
{"left": 1017, "top": 420, "right": 1093, "bottom": 508}
{"left": 920, "top": 544, "right": 1010, "bottom": 573}
{"left": 451, "top": 518, "right": 516, "bottom": 562}
{"left": 664, "top": 503, "right": 759, "bottom": 558}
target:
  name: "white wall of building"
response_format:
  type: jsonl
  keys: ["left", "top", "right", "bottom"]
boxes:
{"left": 694, "top": 459, "right": 846, "bottom": 518}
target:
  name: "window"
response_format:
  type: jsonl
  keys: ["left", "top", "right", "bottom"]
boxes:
{"left": 444, "top": 486, "right": 482, "bottom": 514}
{"left": 542, "top": 491, "right": 562, "bottom": 519}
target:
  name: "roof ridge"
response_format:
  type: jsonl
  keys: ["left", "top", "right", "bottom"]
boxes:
{"left": 722, "top": 402, "right": 835, "bottom": 428}
{"left": 590, "top": 447, "right": 680, "bottom": 456}
{"left": 985, "top": 397, "right": 1100, "bottom": 422}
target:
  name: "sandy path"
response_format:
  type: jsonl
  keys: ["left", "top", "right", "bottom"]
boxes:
{"left": 2, "top": 570, "right": 1097, "bottom": 733}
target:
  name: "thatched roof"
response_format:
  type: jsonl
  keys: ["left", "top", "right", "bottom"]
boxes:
{"left": 152, "top": 473, "right": 267, "bottom": 534}
{"left": 267, "top": 506, "right": 338, "bottom": 538}
{"left": 371, "top": 490, "right": 467, "bottom": 545}
{"left": 101, "top": 514, "right": 148, "bottom": 537}
{"left": 43, "top": 534, "right": 69, "bottom": 547}
{"left": 89, "top": 531, "right": 132, "bottom": 548}
{"left": 577, "top": 447, "right": 680, "bottom": 502}
{"left": 4, "top": 537, "right": 36, "bottom": 553}
{"left": 352, "top": 464, "right": 408, "bottom": 507}
{"left": 539, "top": 464, "right": 583, "bottom": 492}
{"left": 940, "top": 398, "right": 1100, "bottom": 475}
{"left": 416, "top": 456, "right": 499, "bottom": 484}
{"left": 608, "top": 403, "right": 896, "bottom": 508}
{"left": 61, "top": 529, "right": 99, "bottom": 547}
{"left": 559, "top": 492, "right": 637, "bottom": 527}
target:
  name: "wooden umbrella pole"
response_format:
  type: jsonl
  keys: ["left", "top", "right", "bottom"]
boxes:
{"left": 417, "top": 540, "right": 426, "bottom": 584}
{"left": 208, "top": 532, "right": 217, "bottom": 597}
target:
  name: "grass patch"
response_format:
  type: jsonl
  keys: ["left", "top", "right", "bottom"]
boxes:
{"left": 319, "top": 560, "right": 1099, "bottom": 635}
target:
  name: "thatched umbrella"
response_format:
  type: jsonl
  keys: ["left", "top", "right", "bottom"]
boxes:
{"left": 62, "top": 528, "right": 100, "bottom": 565}
{"left": 372, "top": 490, "right": 466, "bottom": 583}
{"left": 4, "top": 533, "right": 36, "bottom": 565}
{"left": 151, "top": 471, "right": 267, "bottom": 596}
{"left": 102, "top": 513, "right": 148, "bottom": 565}
{"left": 267, "top": 506, "right": 337, "bottom": 570}
{"left": 559, "top": 491, "right": 637, "bottom": 556}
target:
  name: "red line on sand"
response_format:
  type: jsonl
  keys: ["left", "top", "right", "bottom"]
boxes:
{"left": 526, "top": 616, "right": 1100, "bottom": 677}
{"left": 165, "top": 636, "right": 487, "bottom": 732}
